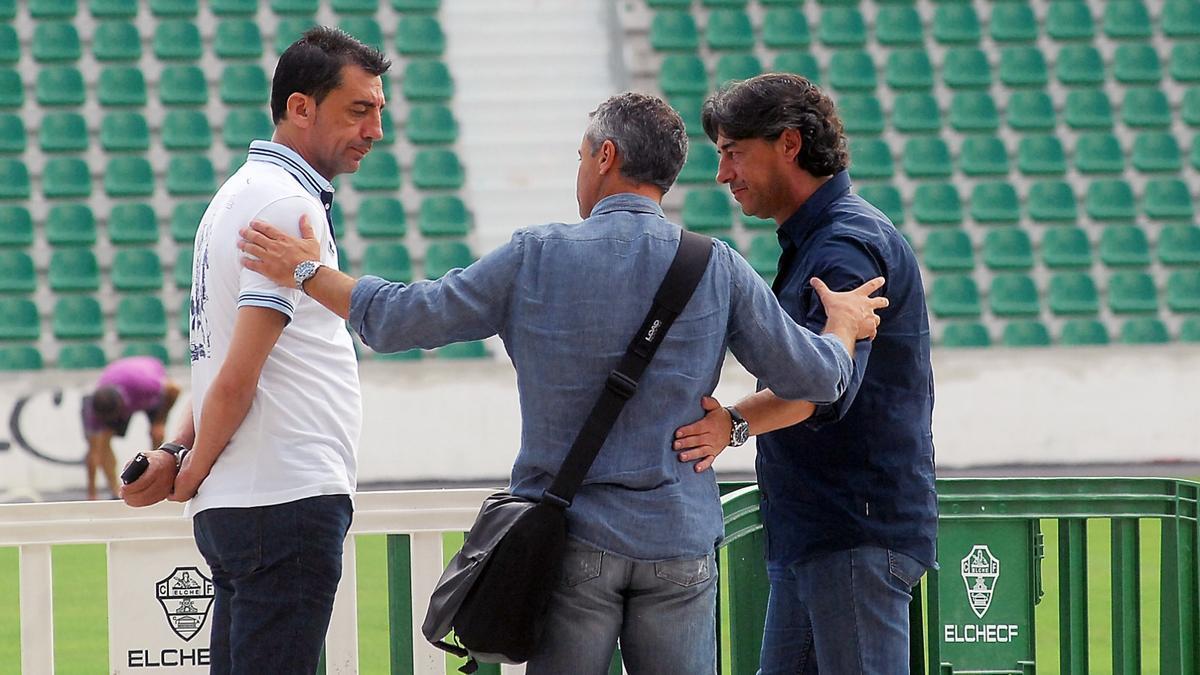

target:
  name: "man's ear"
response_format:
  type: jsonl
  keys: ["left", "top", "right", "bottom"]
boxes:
{"left": 597, "top": 139, "right": 619, "bottom": 175}
{"left": 778, "top": 128, "right": 803, "bottom": 163}
{"left": 286, "top": 92, "right": 315, "bottom": 129}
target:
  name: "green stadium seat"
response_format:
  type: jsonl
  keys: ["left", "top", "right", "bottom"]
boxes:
{"left": 1105, "top": 1, "right": 1152, "bottom": 39}
{"left": 336, "top": 17, "right": 383, "bottom": 51}
{"left": 362, "top": 243, "right": 412, "bottom": 282}
{"left": 1108, "top": 271, "right": 1158, "bottom": 314}
{"left": 0, "top": 346, "right": 44, "bottom": 371}
{"left": 174, "top": 249, "right": 192, "bottom": 289}
{"left": 391, "top": 0, "right": 438, "bottom": 9}
{"left": 1046, "top": 1, "right": 1094, "bottom": 41}
{"left": 1184, "top": 318, "right": 1200, "bottom": 342}
{"left": 112, "top": 249, "right": 164, "bottom": 291}
{"left": 1056, "top": 45, "right": 1104, "bottom": 86}
{"left": 828, "top": 50, "right": 876, "bottom": 91}
{"left": 682, "top": 189, "right": 733, "bottom": 231}
{"left": 1063, "top": 89, "right": 1112, "bottom": 129}
{"left": 436, "top": 341, "right": 488, "bottom": 360}
{"left": 762, "top": 8, "right": 810, "bottom": 49}
{"left": 353, "top": 151, "right": 402, "bottom": 191}
{"left": 171, "top": 201, "right": 206, "bottom": 242}
{"left": 1006, "top": 91, "right": 1055, "bottom": 131}
{"left": 1164, "top": 0, "right": 1200, "bottom": 37}
{"left": 659, "top": 55, "right": 707, "bottom": 96}
{"left": 1170, "top": 44, "right": 1200, "bottom": 83}
{"left": 33, "top": 22, "right": 81, "bottom": 63}
{"left": 0, "top": 250, "right": 34, "bottom": 294}
{"left": 892, "top": 93, "right": 940, "bottom": 133}
{"left": 670, "top": 96, "right": 704, "bottom": 138}
{"left": 1100, "top": 225, "right": 1151, "bottom": 267}
{"left": 221, "top": 65, "right": 270, "bottom": 106}
{"left": 886, "top": 50, "right": 934, "bottom": 90}
{"left": 274, "top": 17, "right": 318, "bottom": 53}
{"left": 848, "top": 138, "right": 893, "bottom": 179}
{"left": 160, "top": 66, "right": 208, "bottom": 106}
{"left": 1002, "top": 320, "right": 1051, "bottom": 347}
{"left": 105, "top": 156, "right": 154, "bottom": 197}
{"left": 706, "top": 9, "right": 754, "bottom": 51}
{"left": 405, "top": 104, "right": 457, "bottom": 145}
{"left": 94, "top": 21, "right": 141, "bottom": 62}
{"left": 856, "top": 184, "right": 903, "bottom": 225}
{"left": 37, "top": 67, "right": 86, "bottom": 107}
{"left": 949, "top": 92, "right": 998, "bottom": 132}
{"left": 150, "top": 0, "right": 196, "bottom": 16}
{"left": 46, "top": 203, "right": 96, "bottom": 246}
{"left": 1042, "top": 228, "right": 1093, "bottom": 269}
{"left": 990, "top": 3, "right": 1037, "bottom": 43}
{"left": 930, "top": 274, "right": 981, "bottom": 318}
{"left": 90, "top": 0, "right": 137, "bottom": 17}
{"left": 960, "top": 136, "right": 1009, "bottom": 177}
{"left": 163, "top": 110, "right": 213, "bottom": 150}
{"left": 0, "top": 206, "right": 31, "bottom": 247}
{"left": 1120, "top": 318, "right": 1170, "bottom": 344}
{"left": 0, "top": 70, "right": 22, "bottom": 109}
{"left": 212, "top": 0, "right": 258, "bottom": 15}
{"left": 108, "top": 203, "right": 158, "bottom": 245}
{"left": 424, "top": 241, "right": 475, "bottom": 279}
{"left": 1159, "top": 224, "right": 1200, "bottom": 266}
{"left": 923, "top": 229, "right": 974, "bottom": 272}
{"left": 748, "top": 236, "right": 780, "bottom": 279}
{"left": 53, "top": 296, "right": 103, "bottom": 339}
{"left": 983, "top": 228, "right": 1033, "bottom": 270}
{"left": 941, "top": 47, "right": 990, "bottom": 90}
{"left": 215, "top": 20, "right": 264, "bottom": 60}
{"left": 419, "top": 195, "right": 470, "bottom": 236}
{"left": 999, "top": 46, "right": 1047, "bottom": 87}
{"left": 741, "top": 213, "right": 774, "bottom": 230}
{"left": 332, "top": 0, "right": 378, "bottom": 13}
{"left": 154, "top": 21, "right": 203, "bottom": 61}
{"left": 43, "top": 158, "right": 91, "bottom": 198}
{"left": 329, "top": 203, "right": 345, "bottom": 239}
{"left": 32, "top": 0, "right": 76, "bottom": 14}
{"left": 403, "top": 60, "right": 453, "bottom": 101}
{"left": 40, "top": 112, "right": 87, "bottom": 153}
{"left": 1060, "top": 319, "right": 1109, "bottom": 345}
{"left": 903, "top": 137, "right": 952, "bottom": 178}
{"left": 1143, "top": 179, "right": 1194, "bottom": 220}
{"left": 58, "top": 344, "right": 107, "bottom": 370}
{"left": 876, "top": 6, "right": 923, "bottom": 46}
{"left": 0, "top": 298, "right": 40, "bottom": 341}
{"left": 933, "top": 5, "right": 980, "bottom": 44}
{"left": 0, "top": 26, "right": 16, "bottom": 65}
{"left": 223, "top": 109, "right": 272, "bottom": 149}
{"left": 99, "top": 67, "right": 146, "bottom": 107}
{"left": 0, "top": 115, "right": 23, "bottom": 154}
{"left": 941, "top": 321, "right": 990, "bottom": 348}
{"left": 1074, "top": 133, "right": 1124, "bottom": 174}
{"left": 1086, "top": 180, "right": 1137, "bottom": 221}
{"left": 678, "top": 145, "right": 719, "bottom": 184}
{"left": 357, "top": 197, "right": 406, "bottom": 238}
{"left": 1132, "top": 133, "right": 1181, "bottom": 173}
{"left": 715, "top": 54, "right": 762, "bottom": 86}
{"left": 396, "top": 15, "right": 444, "bottom": 55}
{"left": 0, "top": 159, "right": 28, "bottom": 200}
{"left": 1114, "top": 44, "right": 1161, "bottom": 85}
{"left": 650, "top": 11, "right": 698, "bottom": 52}
{"left": 990, "top": 274, "right": 1040, "bottom": 316}
{"left": 122, "top": 342, "right": 171, "bottom": 365}
{"left": 819, "top": 7, "right": 866, "bottom": 47}
{"left": 837, "top": 94, "right": 884, "bottom": 134}
{"left": 1167, "top": 270, "right": 1200, "bottom": 313}
{"left": 49, "top": 248, "right": 100, "bottom": 292}
{"left": 970, "top": 182, "right": 1020, "bottom": 223}
{"left": 272, "top": 0, "right": 318, "bottom": 14}
{"left": 167, "top": 155, "right": 216, "bottom": 196}
{"left": 117, "top": 295, "right": 167, "bottom": 338}
{"left": 1017, "top": 135, "right": 1066, "bottom": 175}
{"left": 1028, "top": 180, "right": 1077, "bottom": 223}
{"left": 773, "top": 51, "right": 821, "bottom": 84}
{"left": 913, "top": 183, "right": 961, "bottom": 225}
{"left": 1122, "top": 88, "right": 1171, "bottom": 128}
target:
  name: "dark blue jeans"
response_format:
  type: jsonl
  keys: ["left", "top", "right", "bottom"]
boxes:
{"left": 758, "top": 546, "right": 928, "bottom": 675}
{"left": 193, "top": 494, "right": 353, "bottom": 675}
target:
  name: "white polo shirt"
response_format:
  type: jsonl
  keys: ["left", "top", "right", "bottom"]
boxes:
{"left": 186, "top": 140, "right": 361, "bottom": 515}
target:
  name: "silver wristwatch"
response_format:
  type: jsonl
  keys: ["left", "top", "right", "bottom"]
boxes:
{"left": 293, "top": 260, "right": 324, "bottom": 293}
{"left": 727, "top": 406, "right": 750, "bottom": 447}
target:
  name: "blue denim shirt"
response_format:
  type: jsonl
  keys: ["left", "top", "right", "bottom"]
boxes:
{"left": 349, "top": 193, "right": 853, "bottom": 561}
{"left": 756, "top": 171, "right": 938, "bottom": 568}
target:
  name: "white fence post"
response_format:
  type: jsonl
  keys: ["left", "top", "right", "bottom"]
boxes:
{"left": 19, "top": 544, "right": 54, "bottom": 675}
{"left": 324, "top": 534, "right": 359, "bottom": 674}
{"left": 409, "top": 531, "right": 445, "bottom": 675}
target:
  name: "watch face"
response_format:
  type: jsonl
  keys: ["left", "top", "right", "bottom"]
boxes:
{"left": 732, "top": 422, "right": 750, "bottom": 446}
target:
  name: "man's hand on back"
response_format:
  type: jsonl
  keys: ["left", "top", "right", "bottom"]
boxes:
{"left": 813, "top": 276, "right": 888, "bottom": 354}
{"left": 239, "top": 214, "right": 322, "bottom": 288}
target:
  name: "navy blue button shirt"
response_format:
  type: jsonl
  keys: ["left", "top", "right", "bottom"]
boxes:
{"left": 755, "top": 170, "right": 938, "bottom": 568}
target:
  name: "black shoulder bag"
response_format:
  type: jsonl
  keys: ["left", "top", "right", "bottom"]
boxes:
{"left": 421, "top": 231, "right": 714, "bottom": 673}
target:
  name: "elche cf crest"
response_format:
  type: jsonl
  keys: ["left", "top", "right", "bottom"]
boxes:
{"left": 156, "top": 566, "right": 215, "bottom": 641}
{"left": 960, "top": 545, "right": 1000, "bottom": 619}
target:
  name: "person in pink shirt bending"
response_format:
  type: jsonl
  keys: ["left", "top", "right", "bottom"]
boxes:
{"left": 81, "top": 356, "right": 181, "bottom": 499}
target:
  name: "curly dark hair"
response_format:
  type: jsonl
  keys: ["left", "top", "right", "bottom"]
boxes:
{"left": 701, "top": 73, "right": 849, "bottom": 177}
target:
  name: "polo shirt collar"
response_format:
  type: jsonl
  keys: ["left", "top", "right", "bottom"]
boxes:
{"left": 247, "top": 140, "right": 335, "bottom": 202}
{"left": 588, "top": 193, "right": 666, "bottom": 218}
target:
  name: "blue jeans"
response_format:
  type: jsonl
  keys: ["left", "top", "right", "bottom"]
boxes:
{"left": 758, "top": 546, "right": 927, "bottom": 675}
{"left": 193, "top": 494, "right": 353, "bottom": 675}
{"left": 526, "top": 542, "right": 718, "bottom": 675}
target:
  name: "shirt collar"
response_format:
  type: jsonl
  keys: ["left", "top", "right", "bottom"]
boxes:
{"left": 778, "top": 170, "right": 852, "bottom": 248}
{"left": 587, "top": 193, "right": 666, "bottom": 219}
{"left": 246, "top": 140, "right": 335, "bottom": 201}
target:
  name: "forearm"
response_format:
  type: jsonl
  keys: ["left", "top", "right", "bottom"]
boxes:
{"left": 171, "top": 408, "right": 196, "bottom": 448}
{"left": 820, "top": 318, "right": 857, "bottom": 360}
{"left": 302, "top": 266, "right": 357, "bottom": 320}
{"left": 187, "top": 380, "right": 256, "bottom": 477}
{"left": 735, "top": 389, "right": 817, "bottom": 437}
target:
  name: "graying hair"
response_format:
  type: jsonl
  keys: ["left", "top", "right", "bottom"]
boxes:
{"left": 585, "top": 92, "right": 689, "bottom": 194}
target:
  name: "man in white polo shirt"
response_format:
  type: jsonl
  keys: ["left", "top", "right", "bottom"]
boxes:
{"left": 120, "top": 27, "right": 388, "bottom": 674}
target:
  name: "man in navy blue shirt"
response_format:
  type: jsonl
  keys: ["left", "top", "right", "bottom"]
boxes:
{"left": 674, "top": 74, "right": 937, "bottom": 673}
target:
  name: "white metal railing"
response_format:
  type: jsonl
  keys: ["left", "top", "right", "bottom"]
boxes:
{"left": 0, "top": 489, "right": 500, "bottom": 675}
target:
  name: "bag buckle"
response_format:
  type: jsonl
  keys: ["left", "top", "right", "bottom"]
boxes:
{"left": 605, "top": 370, "right": 638, "bottom": 400}
{"left": 541, "top": 490, "right": 571, "bottom": 509}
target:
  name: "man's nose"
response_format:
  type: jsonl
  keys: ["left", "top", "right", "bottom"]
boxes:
{"left": 716, "top": 155, "right": 734, "bottom": 184}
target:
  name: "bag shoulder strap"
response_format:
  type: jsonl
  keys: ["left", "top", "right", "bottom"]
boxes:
{"left": 543, "top": 230, "right": 715, "bottom": 507}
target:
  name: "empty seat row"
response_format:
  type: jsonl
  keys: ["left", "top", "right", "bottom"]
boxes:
{"left": 919, "top": 225, "right": 1200, "bottom": 272}
{"left": 4, "top": 0, "right": 438, "bottom": 19}
{"left": 0, "top": 295, "right": 167, "bottom": 341}
{"left": 940, "top": 317, "right": 1200, "bottom": 348}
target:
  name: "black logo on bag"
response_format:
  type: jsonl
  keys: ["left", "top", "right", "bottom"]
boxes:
{"left": 155, "top": 567, "right": 215, "bottom": 641}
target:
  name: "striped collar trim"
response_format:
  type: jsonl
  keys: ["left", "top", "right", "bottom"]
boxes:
{"left": 247, "top": 140, "right": 335, "bottom": 200}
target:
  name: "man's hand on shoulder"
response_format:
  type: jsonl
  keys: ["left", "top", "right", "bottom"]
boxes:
{"left": 813, "top": 276, "right": 889, "bottom": 351}
{"left": 239, "top": 214, "right": 322, "bottom": 288}
{"left": 119, "top": 449, "right": 178, "bottom": 507}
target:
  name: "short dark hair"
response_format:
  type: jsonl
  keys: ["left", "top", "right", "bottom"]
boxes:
{"left": 92, "top": 387, "right": 123, "bottom": 421}
{"left": 701, "top": 73, "right": 849, "bottom": 177}
{"left": 271, "top": 26, "right": 391, "bottom": 124}
{"left": 585, "top": 92, "right": 689, "bottom": 194}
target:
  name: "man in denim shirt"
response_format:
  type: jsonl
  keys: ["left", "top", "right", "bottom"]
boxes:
{"left": 674, "top": 74, "right": 937, "bottom": 674}
{"left": 239, "top": 93, "right": 889, "bottom": 674}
